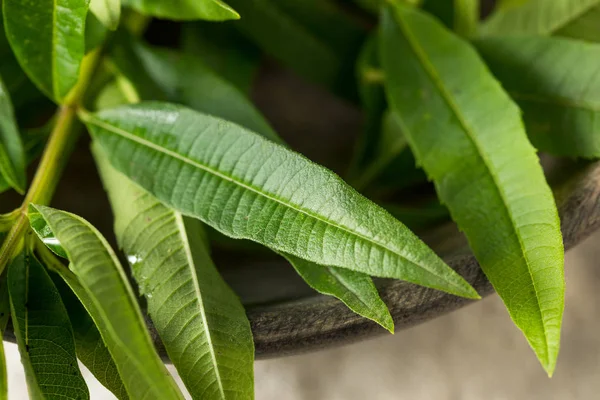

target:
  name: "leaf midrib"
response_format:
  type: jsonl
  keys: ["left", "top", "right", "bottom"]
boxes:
{"left": 393, "top": 8, "right": 551, "bottom": 361}
{"left": 86, "top": 114, "right": 467, "bottom": 293}
{"left": 174, "top": 212, "right": 226, "bottom": 399}
{"left": 42, "top": 210, "right": 180, "bottom": 399}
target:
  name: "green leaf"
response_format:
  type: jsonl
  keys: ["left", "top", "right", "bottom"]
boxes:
{"left": 556, "top": 5, "right": 600, "bottom": 42}
{"left": 353, "top": 110, "right": 408, "bottom": 190}
{"left": 3, "top": 0, "right": 90, "bottom": 102}
{"left": 28, "top": 204, "right": 185, "bottom": 400}
{"left": 281, "top": 252, "right": 394, "bottom": 332}
{"left": 0, "top": 277, "right": 9, "bottom": 400}
{"left": 90, "top": 0, "right": 120, "bottom": 30}
{"left": 85, "top": 11, "right": 109, "bottom": 53}
{"left": 121, "top": 0, "right": 239, "bottom": 21}
{"left": 475, "top": 36, "right": 600, "bottom": 159}
{"left": 224, "top": 0, "right": 363, "bottom": 90}
{"left": 94, "top": 146, "right": 254, "bottom": 400}
{"left": 480, "top": 0, "right": 600, "bottom": 36}
{"left": 181, "top": 22, "right": 260, "bottom": 94}
{"left": 107, "top": 44, "right": 392, "bottom": 333}
{"left": 381, "top": 4, "right": 564, "bottom": 375}
{"left": 82, "top": 101, "right": 479, "bottom": 299}
{"left": 8, "top": 251, "right": 89, "bottom": 400}
{"left": 0, "top": 75, "right": 25, "bottom": 193}
{"left": 41, "top": 250, "right": 128, "bottom": 399}
{"left": 112, "top": 39, "right": 279, "bottom": 142}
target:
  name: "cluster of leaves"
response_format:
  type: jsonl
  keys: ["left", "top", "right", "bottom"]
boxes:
{"left": 0, "top": 0, "right": 597, "bottom": 397}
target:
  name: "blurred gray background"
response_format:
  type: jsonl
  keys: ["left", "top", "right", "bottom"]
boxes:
{"left": 4, "top": 230, "right": 600, "bottom": 399}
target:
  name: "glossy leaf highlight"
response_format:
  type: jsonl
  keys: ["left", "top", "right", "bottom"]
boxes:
{"left": 3, "top": 0, "right": 90, "bottom": 102}
{"left": 121, "top": 0, "right": 239, "bottom": 21}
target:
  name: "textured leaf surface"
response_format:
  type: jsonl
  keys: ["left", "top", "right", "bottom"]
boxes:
{"left": 121, "top": 0, "right": 239, "bottom": 21}
{"left": 45, "top": 259, "right": 128, "bottom": 399}
{"left": 3, "top": 0, "right": 90, "bottom": 102}
{"left": 8, "top": 252, "right": 89, "bottom": 400}
{"left": 94, "top": 145, "right": 254, "bottom": 400}
{"left": 103, "top": 52, "right": 392, "bottom": 333}
{"left": 281, "top": 252, "right": 393, "bottom": 332}
{"left": 480, "top": 0, "right": 600, "bottom": 36}
{"left": 381, "top": 4, "right": 565, "bottom": 374}
{"left": 29, "top": 205, "right": 184, "bottom": 400}
{"left": 90, "top": 0, "right": 120, "bottom": 30}
{"left": 83, "top": 102, "right": 478, "bottom": 299}
{"left": 476, "top": 36, "right": 600, "bottom": 159}
{"left": 0, "top": 75, "right": 25, "bottom": 193}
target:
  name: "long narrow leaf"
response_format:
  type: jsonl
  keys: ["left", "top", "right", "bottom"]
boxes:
{"left": 94, "top": 145, "right": 254, "bottom": 399}
{"left": 3, "top": 0, "right": 90, "bottom": 102}
{"left": 82, "top": 102, "right": 479, "bottom": 299}
{"left": 28, "top": 205, "right": 184, "bottom": 400}
{"left": 37, "top": 244, "right": 128, "bottom": 399}
{"left": 475, "top": 35, "right": 600, "bottom": 159}
{"left": 103, "top": 46, "right": 395, "bottom": 333}
{"left": 0, "top": 75, "right": 25, "bottom": 193}
{"left": 381, "top": 4, "right": 564, "bottom": 375}
{"left": 281, "top": 253, "right": 394, "bottom": 332}
{"left": 8, "top": 252, "right": 89, "bottom": 399}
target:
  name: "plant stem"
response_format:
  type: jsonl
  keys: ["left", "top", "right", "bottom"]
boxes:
{"left": 0, "top": 49, "right": 103, "bottom": 275}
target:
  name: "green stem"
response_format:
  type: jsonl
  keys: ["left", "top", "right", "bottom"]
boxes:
{"left": 0, "top": 49, "right": 103, "bottom": 275}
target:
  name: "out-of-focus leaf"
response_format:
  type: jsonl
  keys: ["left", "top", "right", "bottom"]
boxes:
{"left": 181, "top": 22, "right": 260, "bottom": 93}
{"left": 8, "top": 251, "right": 89, "bottom": 399}
{"left": 83, "top": 102, "right": 479, "bottom": 299}
{"left": 112, "top": 38, "right": 279, "bottom": 142}
{"left": 348, "top": 33, "right": 387, "bottom": 180}
{"left": 95, "top": 146, "right": 254, "bottom": 399}
{"left": 384, "top": 202, "right": 449, "bottom": 233}
{"left": 86, "top": 12, "right": 109, "bottom": 53}
{"left": 121, "top": 0, "right": 239, "bottom": 21}
{"left": 39, "top": 247, "right": 128, "bottom": 399}
{"left": 0, "top": 76, "right": 25, "bottom": 193}
{"left": 225, "top": 0, "right": 364, "bottom": 92}
{"left": 29, "top": 205, "right": 185, "bottom": 400}
{"left": 480, "top": 0, "right": 600, "bottom": 36}
{"left": 476, "top": 35, "right": 600, "bottom": 159}
{"left": 381, "top": 3, "right": 564, "bottom": 375}
{"left": 353, "top": 110, "right": 407, "bottom": 190}
{"left": 556, "top": 5, "right": 600, "bottom": 42}
{"left": 3, "top": 0, "right": 90, "bottom": 102}
{"left": 281, "top": 252, "right": 394, "bottom": 332}
{"left": 90, "top": 0, "right": 121, "bottom": 30}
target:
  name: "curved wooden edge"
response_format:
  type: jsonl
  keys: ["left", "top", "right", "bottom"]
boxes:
{"left": 5, "top": 163, "right": 600, "bottom": 361}
{"left": 244, "top": 160, "right": 600, "bottom": 359}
